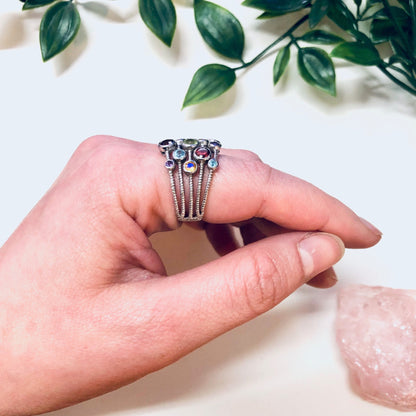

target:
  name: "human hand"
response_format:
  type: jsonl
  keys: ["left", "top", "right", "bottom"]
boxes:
{"left": 0, "top": 136, "right": 381, "bottom": 415}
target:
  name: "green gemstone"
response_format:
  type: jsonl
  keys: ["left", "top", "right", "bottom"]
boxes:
{"left": 183, "top": 139, "right": 199, "bottom": 146}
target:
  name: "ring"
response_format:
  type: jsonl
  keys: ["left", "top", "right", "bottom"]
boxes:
{"left": 158, "top": 138, "right": 221, "bottom": 222}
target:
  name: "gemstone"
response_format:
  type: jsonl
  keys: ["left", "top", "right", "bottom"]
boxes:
{"left": 165, "top": 159, "right": 175, "bottom": 170}
{"left": 209, "top": 140, "right": 222, "bottom": 151}
{"left": 182, "top": 138, "right": 199, "bottom": 150}
{"left": 336, "top": 285, "right": 416, "bottom": 411}
{"left": 208, "top": 159, "right": 218, "bottom": 170}
{"left": 183, "top": 160, "right": 197, "bottom": 174}
{"left": 194, "top": 147, "right": 211, "bottom": 160}
{"left": 173, "top": 149, "right": 186, "bottom": 161}
{"left": 158, "top": 139, "right": 177, "bottom": 154}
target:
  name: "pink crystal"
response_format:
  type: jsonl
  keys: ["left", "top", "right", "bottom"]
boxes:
{"left": 336, "top": 285, "right": 416, "bottom": 411}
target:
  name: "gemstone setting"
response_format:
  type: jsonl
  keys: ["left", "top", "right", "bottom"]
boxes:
{"left": 182, "top": 139, "right": 199, "bottom": 150}
{"left": 165, "top": 159, "right": 175, "bottom": 170}
{"left": 194, "top": 147, "right": 211, "bottom": 160}
{"left": 183, "top": 160, "right": 197, "bottom": 174}
{"left": 208, "top": 159, "right": 218, "bottom": 170}
{"left": 209, "top": 140, "right": 222, "bottom": 152}
{"left": 158, "top": 139, "right": 177, "bottom": 154}
{"left": 173, "top": 149, "right": 186, "bottom": 161}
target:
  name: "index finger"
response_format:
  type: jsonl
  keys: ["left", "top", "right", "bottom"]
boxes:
{"left": 203, "top": 151, "right": 381, "bottom": 248}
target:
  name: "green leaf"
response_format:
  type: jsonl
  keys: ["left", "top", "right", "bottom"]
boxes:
{"left": 194, "top": 0, "right": 244, "bottom": 60}
{"left": 40, "top": 1, "right": 81, "bottom": 61}
{"left": 397, "top": 0, "right": 411, "bottom": 14}
{"left": 257, "top": 10, "right": 288, "bottom": 18}
{"left": 297, "top": 47, "right": 336, "bottom": 95}
{"left": 23, "top": 0, "right": 56, "bottom": 10}
{"left": 327, "top": 0, "right": 357, "bottom": 32}
{"left": 331, "top": 41, "right": 381, "bottom": 65}
{"left": 300, "top": 30, "right": 344, "bottom": 44}
{"left": 370, "top": 19, "right": 411, "bottom": 43}
{"left": 183, "top": 64, "right": 236, "bottom": 108}
{"left": 273, "top": 45, "right": 290, "bottom": 84}
{"left": 139, "top": 0, "right": 176, "bottom": 47}
{"left": 372, "top": 6, "right": 409, "bottom": 20}
{"left": 390, "top": 37, "right": 413, "bottom": 63}
{"left": 309, "top": 0, "right": 330, "bottom": 27}
{"left": 369, "top": 7, "right": 411, "bottom": 43}
{"left": 242, "top": 0, "right": 310, "bottom": 14}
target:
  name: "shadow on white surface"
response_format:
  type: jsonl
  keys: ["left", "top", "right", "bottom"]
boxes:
{"left": 79, "top": 2, "right": 127, "bottom": 23}
{"left": 54, "top": 24, "right": 88, "bottom": 76}
{"left": 145, "top": 25, "right": 183, "bottom": 66}
{"left": 186, "top": 85, "right": 239, "bottom": 119}
{"left": 0, "top": 13, "right": 26, "bottom": 49}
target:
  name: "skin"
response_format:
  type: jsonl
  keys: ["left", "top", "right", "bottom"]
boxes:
{"left": 0, "top": 136, "right": 381, "bottom": 415}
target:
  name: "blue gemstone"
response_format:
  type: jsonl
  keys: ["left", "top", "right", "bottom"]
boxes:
{"left": 208, "top": 159, "right": 218, "bottom": 170}
{"left": 184, "top": 160, "right": 197, "bottom": 174}
{"left": 173, "top": 149, "right": 186, "bottom": 161}
{"left": 209, "top": 140, "right": 222, "bottom": 151}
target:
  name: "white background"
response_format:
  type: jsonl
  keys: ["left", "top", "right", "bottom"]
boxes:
{"left": 0, "top": 0, "right": 415, "bottom": 414}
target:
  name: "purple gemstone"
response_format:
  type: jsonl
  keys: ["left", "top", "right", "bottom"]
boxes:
{"left": 209, "top": 140, "right": 222, "bottom": 151}
{"left": 158, "top": 139, "right": 177, "bottom": 154}
{"left": 165, "top": 159, "right": 175, "bottom": 170}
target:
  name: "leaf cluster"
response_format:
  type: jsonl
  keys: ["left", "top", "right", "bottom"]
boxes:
{"left": 20, "top": 0, "right": 416, "bottom": 106}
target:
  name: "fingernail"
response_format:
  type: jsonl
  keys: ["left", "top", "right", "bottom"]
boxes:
{"left": 297, "top": 233, "right": 345, "bottom": 280}
{"left": 359, "top": 217, "right": 382, "bottom": 237}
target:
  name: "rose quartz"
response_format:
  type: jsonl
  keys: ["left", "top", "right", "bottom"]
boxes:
{"left": 336, "top": 285, "right": 416, "bottom": 411}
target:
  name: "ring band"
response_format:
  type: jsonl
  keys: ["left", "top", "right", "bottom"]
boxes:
{"left": 158, "top": 138, "right": 221, "bottom": 222}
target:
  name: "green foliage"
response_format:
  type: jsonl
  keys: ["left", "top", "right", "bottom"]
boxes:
{"left": 20, "top": 0, "right": 416, "bottom": 107}
{"left": 183, "top": 64, "right": 236, "bottom": 108}
{"left": 139, "top": 0, "right": 176, "bottom": 46}
{"left": 297, "top": 47, "right": 336, "bottom": 95}
{"left": 242, "top": 0, "right": 310, "bottom": 13}
{"left": 309, "top": 0, "right": 330, "bottom": 28}
{"left": 273, "top": 45, "right": 291, "bottom": 84}
{"left": 40, "top": 1, "right": 80, "bottom": 61}
{"left": 331, "top": 42, "right": 381, "bottom": 65}
{"left": 194, "top": 0, "right": 244, "bottom": 60}
{"left": 300, "top": 30, "right": 344, "bottom": 44}
{"left": 23, "top": 0, "right": 56, "bottom": 10}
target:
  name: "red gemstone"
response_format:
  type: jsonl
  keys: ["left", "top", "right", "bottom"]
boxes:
{"left": 195, "top": 147, "right": 210, "bottom": 158}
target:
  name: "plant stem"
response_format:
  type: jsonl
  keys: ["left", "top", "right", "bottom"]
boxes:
{"left": 380, "top": 0, "right": 416, "bottom": 68}
{"left": 377, "top": 62, "right": 416, "bottom": 95}
{"left": 385, "top": 63, "right": 416, "bottom": 86}
{"left": 234, "top": 13, "right": 309, "bottom": 71}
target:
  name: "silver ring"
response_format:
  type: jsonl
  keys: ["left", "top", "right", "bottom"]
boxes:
{"left": 158, "top": 138, "right": 221, "bottom": 222}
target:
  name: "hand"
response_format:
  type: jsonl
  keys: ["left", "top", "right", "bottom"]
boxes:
{"left": 0, "top": 136, "right": 381, "bottom": 415}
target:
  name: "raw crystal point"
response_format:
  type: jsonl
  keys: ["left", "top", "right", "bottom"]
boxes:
{"left": 336, "top": 285, "right": 416, "bottom": 411}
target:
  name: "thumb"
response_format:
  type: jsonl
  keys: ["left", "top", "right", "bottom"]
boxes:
{"left": 145, "top": 231, "right": 344, "bottom": 360}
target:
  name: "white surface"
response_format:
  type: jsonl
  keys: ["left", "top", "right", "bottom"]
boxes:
{"left": 0, "top": 1, "right": 415, "bottom": 414}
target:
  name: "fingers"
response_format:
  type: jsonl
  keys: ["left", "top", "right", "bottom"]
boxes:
{"left": 67, "top": 137, "right": 381, "bottom": 249}
{"left": 203, "top": 154, "right": 381, "bottom": 248}
{"left": 206, "top": 220, "right": 340, "bottom": 289}
{"left": 307, "top": 268, "right": 338, "bottom": 289}
{"left": 132, "top": 231, "right": 345, "bottom": 365}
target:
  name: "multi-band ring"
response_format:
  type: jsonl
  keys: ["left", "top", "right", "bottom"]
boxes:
{"left": 158, "top": 138, "right": 222, "bottom": 222}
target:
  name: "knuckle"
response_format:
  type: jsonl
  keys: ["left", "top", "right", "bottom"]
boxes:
{"left": 74, "top": 136, "right": 122, "bottom": 180}
{"left": 239, "top": 149, "right": 263, "bottom": 162}
{"left": 75, "top": 135, "right": 112, "bottom": 156}
{"left": 235, "top": 248, "right": 286, "bottom": 315}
